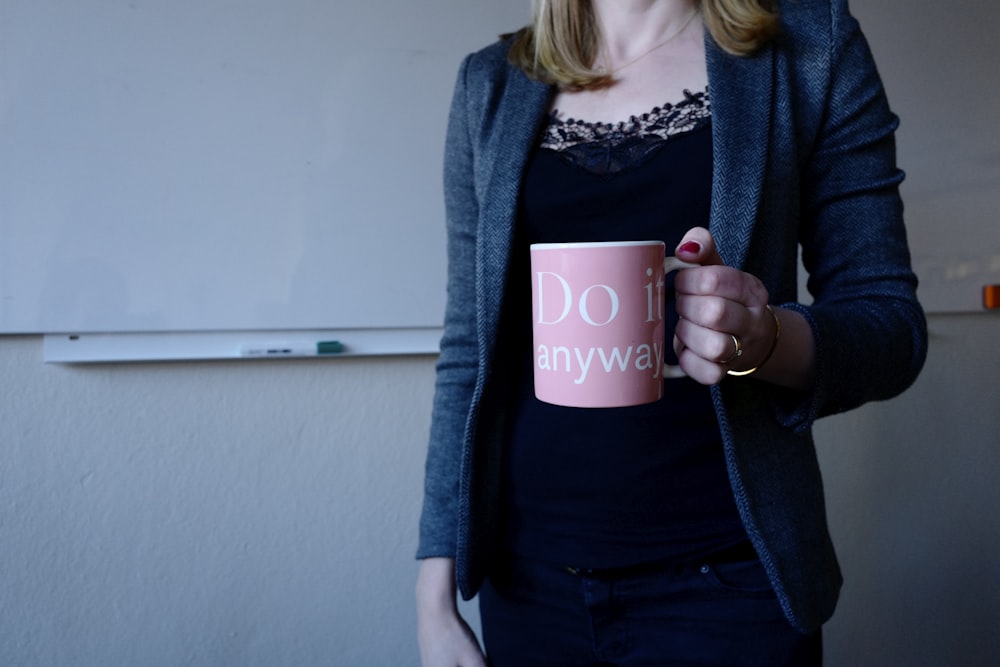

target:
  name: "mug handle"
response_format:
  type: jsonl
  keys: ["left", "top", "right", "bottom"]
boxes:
{"left": 662, "top": 256, "right": 699, "bottom": 379}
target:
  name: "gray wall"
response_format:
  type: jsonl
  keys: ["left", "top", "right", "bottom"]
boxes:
{"left": 817, "top": 312, "right": 1000, "bottom": 665}
{"left": 2, "top": 312, "right": 999, "bottom": 665}
{"left": 0, "top": 345, "right": 437, "bottom": 665}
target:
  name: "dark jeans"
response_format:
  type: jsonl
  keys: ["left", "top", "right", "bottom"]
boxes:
{"left": 479, "top": 554, "right": 822, "bottom": 667}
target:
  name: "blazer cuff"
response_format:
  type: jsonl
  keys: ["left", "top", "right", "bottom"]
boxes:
{"left": 766, "top": 302, "right": 827, "bottom": 433}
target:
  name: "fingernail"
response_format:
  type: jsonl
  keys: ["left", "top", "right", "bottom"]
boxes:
{"left": 678, "top": 241, "right": 701, "bottom": 255}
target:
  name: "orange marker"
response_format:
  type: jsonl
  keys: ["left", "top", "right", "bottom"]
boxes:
{"left": 984, "top": 285, "right": 1000, "bottom": 310}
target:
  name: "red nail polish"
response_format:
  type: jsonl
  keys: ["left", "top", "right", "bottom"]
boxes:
{"left": 678, "top": 241, "right": 701, "bottom": 255}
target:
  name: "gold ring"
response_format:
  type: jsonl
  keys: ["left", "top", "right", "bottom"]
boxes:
{"left": 721, "top": 334, "right": 743, "bottom": 365}
{"left": 727, "top": 305, "right": 782, "bottom": 378}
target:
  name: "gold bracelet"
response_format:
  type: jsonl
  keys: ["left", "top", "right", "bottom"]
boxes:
{"left": 727, "top": 305, "right": 781, "bottom": 377}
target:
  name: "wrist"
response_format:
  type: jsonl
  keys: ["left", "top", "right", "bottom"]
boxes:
{"left": 416, "top": 557, "right": 457, "bottom": 615}
{"left": 741, "top": 305, "right": 817, "bottom": 391}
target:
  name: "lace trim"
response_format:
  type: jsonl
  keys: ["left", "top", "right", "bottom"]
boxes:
{"left": 540, "top": 88, "right": 710, "bottom": 176}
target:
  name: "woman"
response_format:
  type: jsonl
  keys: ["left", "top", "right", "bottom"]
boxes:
{"left": 417, "top": 0, "right": 927, "bottom": 664}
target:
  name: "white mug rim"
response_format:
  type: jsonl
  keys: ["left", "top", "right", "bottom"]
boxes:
{"left": 530, "top": 240, "right": 664, "bottom": 250}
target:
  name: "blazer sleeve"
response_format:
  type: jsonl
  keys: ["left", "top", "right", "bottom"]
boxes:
{"left": 778, "top": 1, "right": 927, "bottom": 429}
{"left": 416, "top": 55, "right": 481, "bottom": 559}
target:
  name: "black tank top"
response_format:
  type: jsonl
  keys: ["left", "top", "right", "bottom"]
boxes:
{"left": 500, "top": 89, "right": 749, "bottom": 569}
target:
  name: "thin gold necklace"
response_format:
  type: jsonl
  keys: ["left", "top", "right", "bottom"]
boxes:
{"left": 597, "top": 8, "right": 700, "bottom": 76}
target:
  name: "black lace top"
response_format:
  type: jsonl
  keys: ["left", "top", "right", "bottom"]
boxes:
{"left": 498, "top": 88, "right": 750, "bottom": 570}
{"left": 540, "top": 88, "right": 711, "bottom": 177}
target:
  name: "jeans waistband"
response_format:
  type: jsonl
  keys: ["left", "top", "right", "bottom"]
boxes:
{"left": 563, "top": 540, "right": 759, "bottom": 579}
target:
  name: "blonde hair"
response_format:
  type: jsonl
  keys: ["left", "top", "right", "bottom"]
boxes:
{"left": 507, "top": 0, "right": 780, "bottom": 90}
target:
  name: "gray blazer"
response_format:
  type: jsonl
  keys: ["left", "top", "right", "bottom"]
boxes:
{"left": 418, "top": 0, "right": 927, "bottom": 634}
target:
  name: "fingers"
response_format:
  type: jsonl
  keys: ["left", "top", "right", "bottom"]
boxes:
{"left": 674, "top": 302, "right": 777, "bottom": 382}
{"left": 675, "top": 267, "right": 770, "bottom": 314}
{"left": 675, "top": 294, "right": 747, "bottom": 338}
{"left": 675, "top": 227, "right": 724, "bottom": 266}
{"left": 674, "top": 228, "right": 769, "bottom": 307}
{"left": 675, "top": 316, "right": 743, "bottom": 362}
{"left": 673, "top": 336, "right": 731, "bottom": 386}
{"left": 673, "top": 260, "right": 770, "bottom": 344}
{"left": 670, "top": 227, "right": 774, "bottom": 384}
{"left": 674, "top": 318, "right": 746, "bottom": 385}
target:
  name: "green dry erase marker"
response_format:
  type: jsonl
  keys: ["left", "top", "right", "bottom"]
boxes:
{"left": 240, "top": 340, "right": 344, "bottom": 357}
{"left": 316, "top": 340, "right": 344, "bottom": 354}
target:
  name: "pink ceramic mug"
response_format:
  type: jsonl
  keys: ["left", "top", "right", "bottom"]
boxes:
{"left": 530, "top": 241, "right": 696, "bottom": 408}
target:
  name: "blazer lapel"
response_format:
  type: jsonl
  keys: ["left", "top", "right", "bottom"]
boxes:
{"left": 706, "top": 36, "right": 774, "bottom": 269}
{"left": 476, "top": 70, "right": 551, "bottom": 344}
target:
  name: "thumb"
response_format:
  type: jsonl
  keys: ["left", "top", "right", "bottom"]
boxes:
{"left": 675, "top": 227, "right": 725, "bottom": 266}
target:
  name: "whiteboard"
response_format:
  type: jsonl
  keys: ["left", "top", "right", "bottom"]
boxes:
{"left": 2, "top": 1, "right": 996, "bottom": 344}
{"left": 0, "top": 0, "right": 530, "bottom": 335}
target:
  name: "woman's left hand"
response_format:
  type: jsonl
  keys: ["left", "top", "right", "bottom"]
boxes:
{"left": 671, "top": 227, "right": 781, "bottom": 386}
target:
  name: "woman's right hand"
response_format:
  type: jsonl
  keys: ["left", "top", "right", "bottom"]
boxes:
{"left": 417, "top": 557, "right": 487, "bottom": 667}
